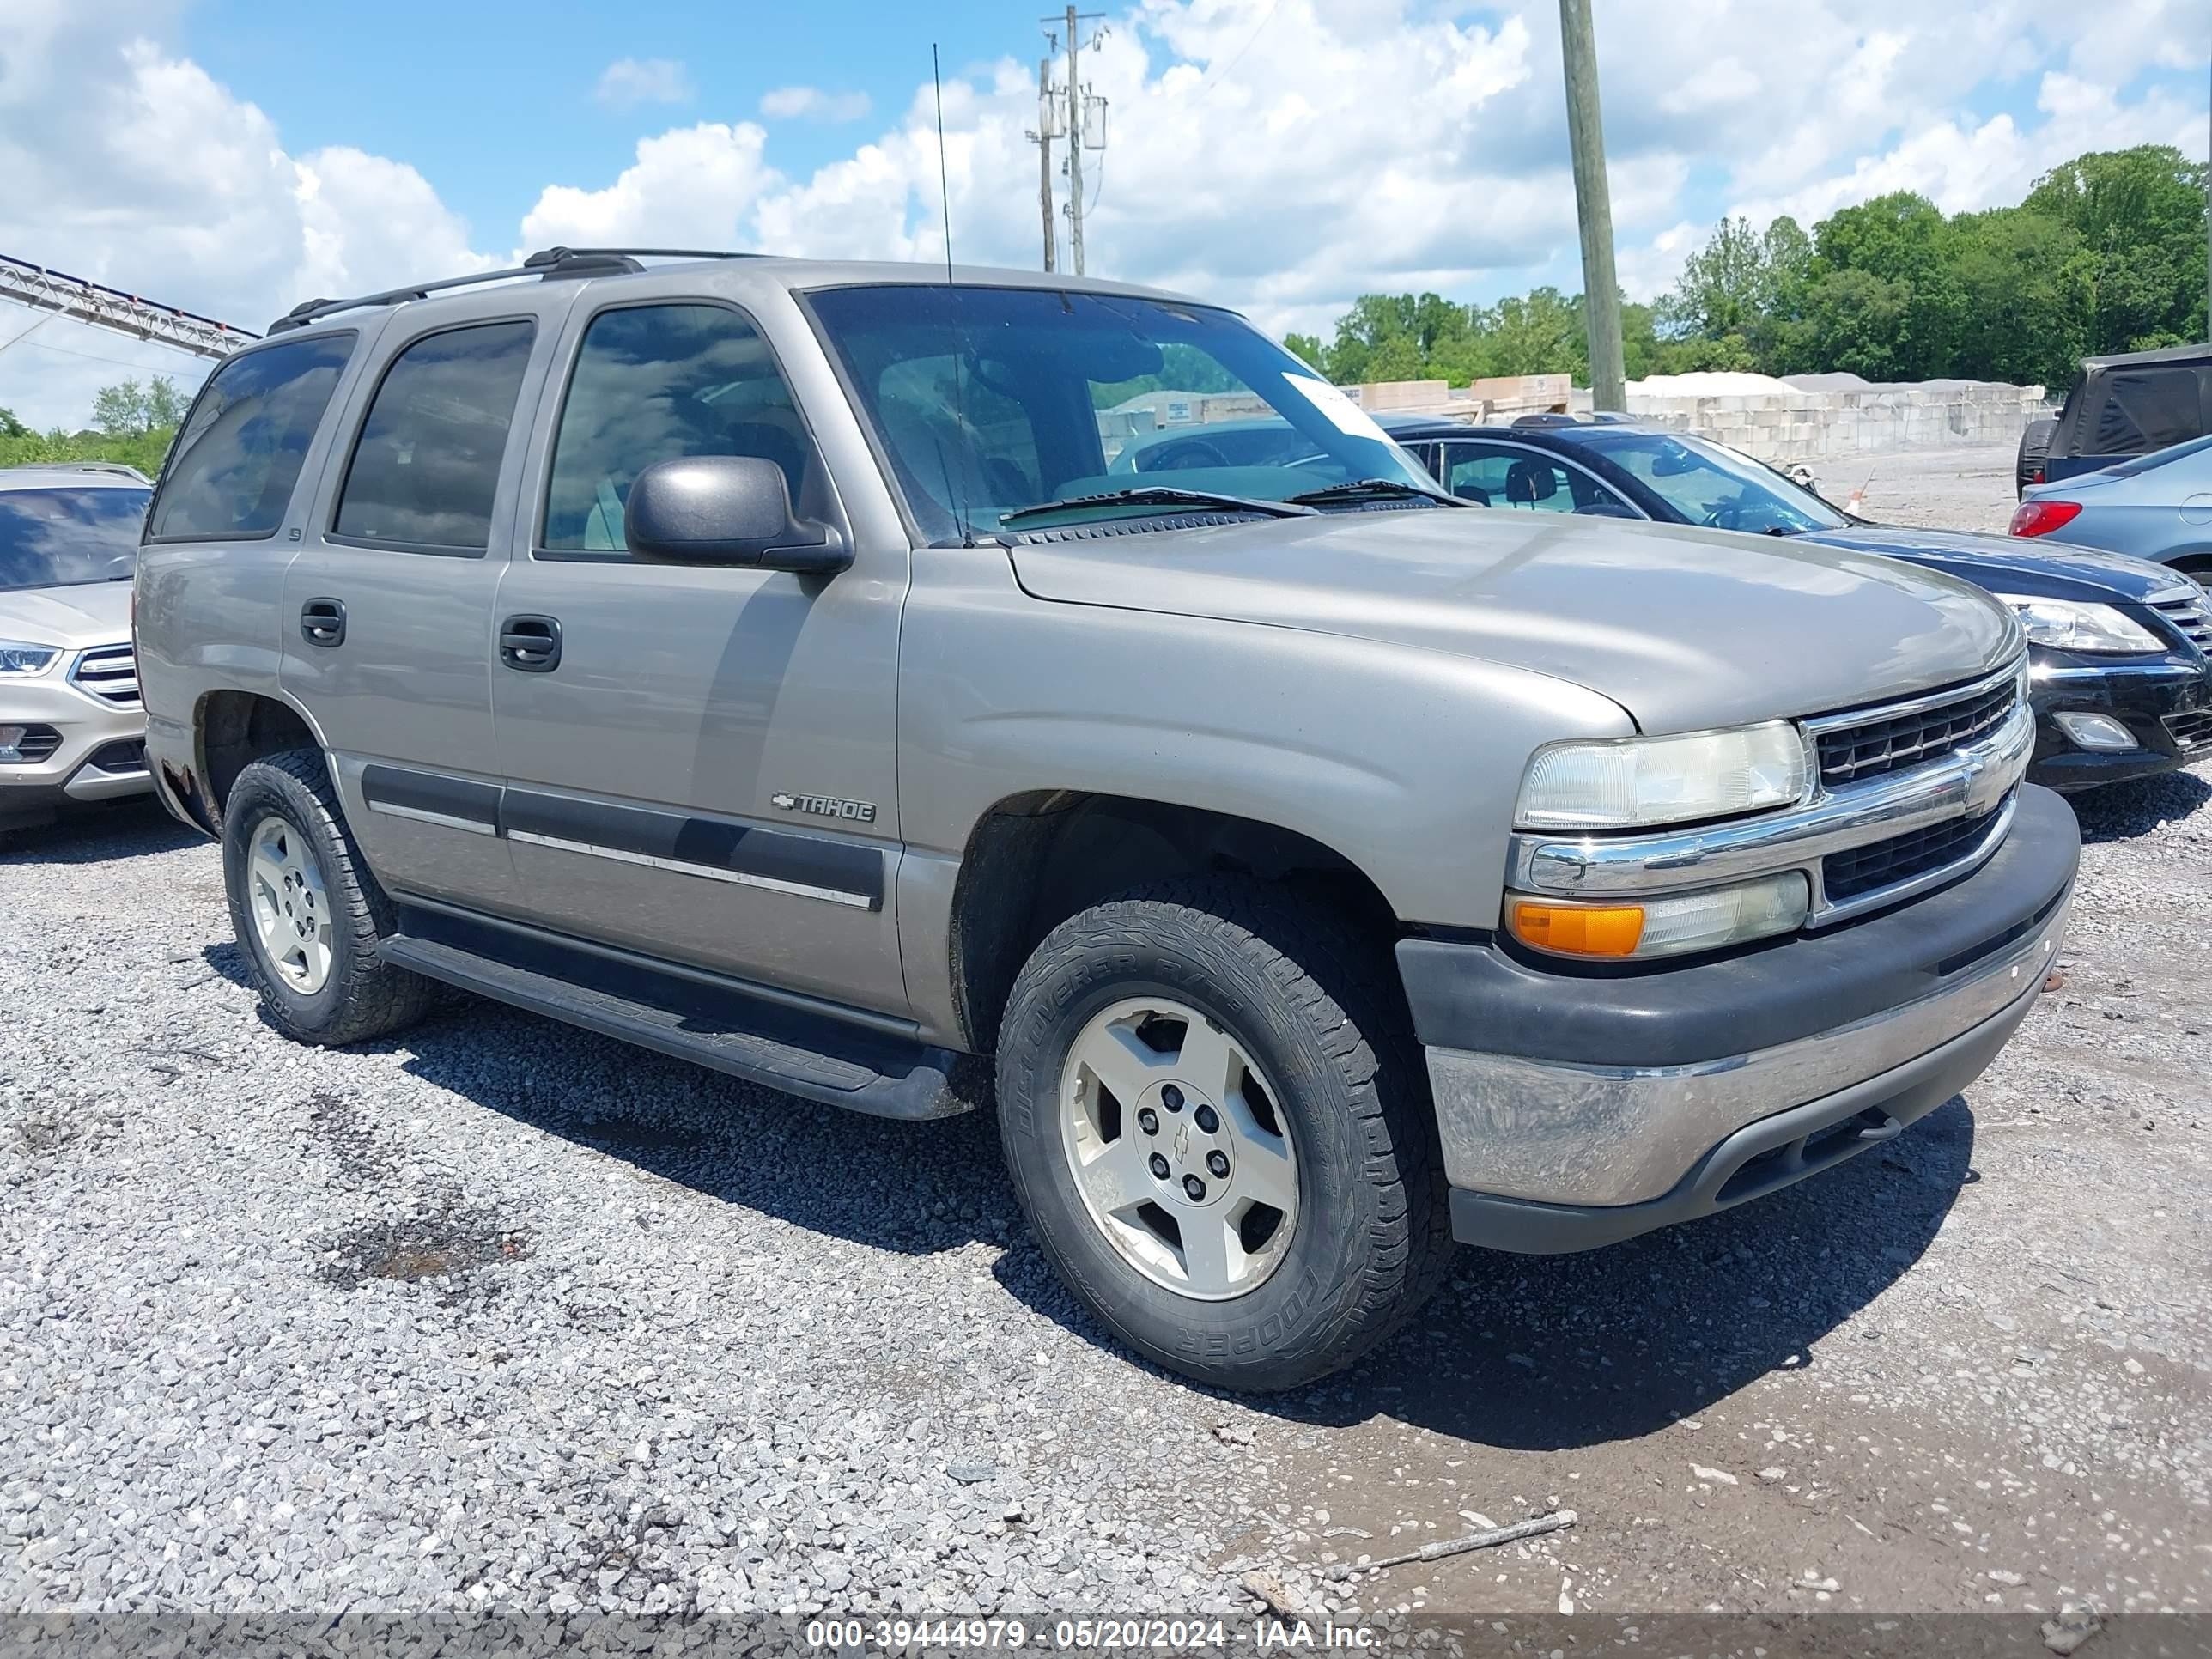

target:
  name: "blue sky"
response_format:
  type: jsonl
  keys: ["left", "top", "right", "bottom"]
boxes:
{"left": 2, "top": 0, "right": 2205, "bottom": 427}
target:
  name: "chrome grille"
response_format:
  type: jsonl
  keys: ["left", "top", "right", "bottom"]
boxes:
{"left": 69, "top": 642, "right": 139, "bottom": 708}
{"left": 1823, "top": 799, "right": 2008, "bottom": 904}
{"left": 2149, "top": 592, "right": 2212, "bottom": 655}
{"left": 2166, "top": 708, "right": 2212, "bottom": 751}
{"left": 1814, "top": 674, "right": 2017, "bottom": 787}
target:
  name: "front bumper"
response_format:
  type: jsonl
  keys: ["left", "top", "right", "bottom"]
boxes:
{"left": 1400, "top": 784, "right": 2081, "bottom": 1253}
{"left": 0, "top": 653, "right": 150, "bottom": 829}
{"left": 2027, "top": 654, "right": 2212, "bottom": 791}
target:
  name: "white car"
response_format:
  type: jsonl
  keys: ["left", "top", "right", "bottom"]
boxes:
{"left": 0, "top": 464, "right": 155, "bottom": 833}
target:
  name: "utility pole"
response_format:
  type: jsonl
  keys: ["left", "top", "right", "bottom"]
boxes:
{"left": 1043, "top": 6, "right": 1105, "bottom": 276}
{"left": 1559, "top": 0, "right": 1625, "bottom": 412}
{"left": 1028, "top": 55, "right": 1058, "bottom": 272}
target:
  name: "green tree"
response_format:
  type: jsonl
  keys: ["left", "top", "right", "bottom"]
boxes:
{"left": 1660, "top": 216, "right": 1771, "bottom": 338}
{"left": 2024, "top": 144, "right": 2210, "bottom": 349}
{"left": 90, "top": 375, "right": 187, "bottom": 438}
{"left": 1282, "top": 331, "right": 1328, "bottom": 373}
{"left": 1942, "top": 207, "right": 2094, "bottom": 387}
{"left": 1809, "top": 191, "right": 1960, "bottom": 378}
{"left": 0, "top": 406, "right": 29, "bottom": 440}
{"left": 1786, "top": 266, "right": 1913, "bottom": 380}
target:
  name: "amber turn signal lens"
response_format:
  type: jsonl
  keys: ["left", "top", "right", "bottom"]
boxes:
{"left": 1510, "top": 900, "right": 1646, "bottom": 958}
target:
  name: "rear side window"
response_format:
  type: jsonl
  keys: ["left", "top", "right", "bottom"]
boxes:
{"left": 335, "top": 320, "right": 536, "bottom": 552}
{"left": 147, "top": 334, "right": 353, "bottom": 541}
{"left": 540, "top": 304, "right": 811, "bottom": 557}
{"left": 2094, "top": 368, "right": 2203, "bottom": 453}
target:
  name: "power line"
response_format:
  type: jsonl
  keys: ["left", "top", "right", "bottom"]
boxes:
{"left": 0, "top": 313, "right": 206, "bottom": 374}
{"left": 1178, "top": 0, "right": 1281, "bottom": 106}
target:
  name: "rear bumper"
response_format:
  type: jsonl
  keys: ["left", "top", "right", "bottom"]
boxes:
{"left": 1400, "top": 784, "right": 2080, "bottom": 1252}
{"left": 2027, "top": 657, "right": 2212, "bottom": 792}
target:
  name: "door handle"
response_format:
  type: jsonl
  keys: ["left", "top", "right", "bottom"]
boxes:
{"left": 300, "top": 597, "right": 346, "bottom": 647}
{"left": 499, "top": 614, "right": 562, "bottom": 673}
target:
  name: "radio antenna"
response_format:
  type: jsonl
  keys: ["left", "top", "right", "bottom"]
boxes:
{"left": 933, "top": 45, "right": 956, "bottom": 280}
{"left": 931, "top": 44, "right": 979, "bottom": 546}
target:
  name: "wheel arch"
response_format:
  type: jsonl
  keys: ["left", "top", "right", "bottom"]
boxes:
{"left": 195, "top": 689, "right": 329, "bottom": 826}
{"left": 945, "top": 789, "right": 1401, "bottom": 1053}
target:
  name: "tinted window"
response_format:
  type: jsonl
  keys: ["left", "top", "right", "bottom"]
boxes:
{"left": 148, "top": 335, "right": 352, "bottom": 539}
{"left": 543, "top": 304, "right": 811, "bottom": 556}
{"left": 336, "top": 321, "right": 535, "bottom": 550}
{"left": 0, "top": 487, "right": 153, "bottom": 590}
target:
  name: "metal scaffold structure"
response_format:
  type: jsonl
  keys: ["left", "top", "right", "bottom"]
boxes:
{"left": 0, "top": 252, "right": 257, "bottom": 362}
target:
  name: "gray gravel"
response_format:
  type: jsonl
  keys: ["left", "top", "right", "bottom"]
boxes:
{"left": 3, "top": 448, "right": 2206, "bottom": 1619}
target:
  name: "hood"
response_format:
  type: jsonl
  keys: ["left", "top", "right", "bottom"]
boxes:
{"left": 1009, "top": 510, "right": 2021, "bottom": 733}
{"left": 1796, "top": 525, "right": 2188, "bottom": 605}
{"left": 0, "top": 579, "right": 133, "bottom": 650}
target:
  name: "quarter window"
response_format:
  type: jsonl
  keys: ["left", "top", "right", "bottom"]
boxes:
{"left": 334, "top": 320, "right": 535, "bottom": 551}
{"left": 542, "top": 304, "right": 813, "bottom": 556}
{"left": 147, "top": 334, "right": 354, "bottom": 541}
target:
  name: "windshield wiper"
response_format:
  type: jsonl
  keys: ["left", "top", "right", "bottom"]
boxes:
{"left": 1285, "top": 477, "right": 1469, "bottom": 509}
{"left": 996, "top": 486, "right": 1319, "bottom": 528}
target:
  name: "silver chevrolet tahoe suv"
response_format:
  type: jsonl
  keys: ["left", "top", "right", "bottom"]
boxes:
{"left": 135, "top": 249, "right": 2081, "bottom": 1391}
{"left": 1, "top": 464, "right": 155, "bottom": 832}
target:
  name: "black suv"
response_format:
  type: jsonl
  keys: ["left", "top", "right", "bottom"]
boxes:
{"left": 1383, "top": 413, "right": 2212, "bottom": 792}
{"left": 2021, "top": 341, "right": 2212, "bottom": 495}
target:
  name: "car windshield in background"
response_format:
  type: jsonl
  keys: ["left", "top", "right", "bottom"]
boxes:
{"left": 1579, "top": 429, "right": 1848, "bottom": 535}
{"left": 0, "top": 487, "right": 152, "bottom": 590}
{"left": 807, "top": 285, "right": 1432, "bottom": 544}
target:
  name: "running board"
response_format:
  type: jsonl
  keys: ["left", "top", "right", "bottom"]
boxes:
{"left": 380, "top": 909, "right": 971, "bottom": 1121}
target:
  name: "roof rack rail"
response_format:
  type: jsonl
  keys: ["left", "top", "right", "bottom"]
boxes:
{"left": 265, "top": 246, "right": 754, "bottom": 336}
{"left": 0, "top": 460, "right": 151, "bottom": 482}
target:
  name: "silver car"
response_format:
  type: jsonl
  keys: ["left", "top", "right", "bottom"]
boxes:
{"left": 2011, "top": 433, "right": 2212, "bottom": 589}
{"left": 0, "top": 465, "right": 154, "bottom": 833}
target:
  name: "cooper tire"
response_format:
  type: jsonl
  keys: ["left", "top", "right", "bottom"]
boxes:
{"left": 995, "top": 877, "right": 1453, "bottom": 1391}
{"left": 222, "top": 749, "right": 433, "bottom": 1046}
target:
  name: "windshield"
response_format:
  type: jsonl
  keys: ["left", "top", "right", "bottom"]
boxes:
{"left": 1577, "top": 429, "right": 1848, "bottom": 534}
{"left": 808, "top": 285, "right": 1433, "bottom": 543}
{"left": 0, "top": 486, "right": 152, "bottom": 590}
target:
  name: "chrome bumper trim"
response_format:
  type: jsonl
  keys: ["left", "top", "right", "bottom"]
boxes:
{"left": 1510, "top": 698, "right": 2033, "bottom": 927}
{"left": 1425, "top": 886, "right": 2068, "bottom": 1208}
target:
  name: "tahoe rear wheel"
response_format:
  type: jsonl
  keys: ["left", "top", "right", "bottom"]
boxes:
{"left": 995, "top": 877, "right": 1453, "bottom": 1391}
{"left": 222, "top": 749, "right": 433, "bottom": 1046}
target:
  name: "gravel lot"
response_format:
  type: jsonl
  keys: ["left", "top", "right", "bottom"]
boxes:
{"left": 3, "top": 441, "right": 2206, "bottom": 1626}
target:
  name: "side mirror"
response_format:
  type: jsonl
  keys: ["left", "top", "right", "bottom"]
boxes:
{"left": 623, "top": 456, "right": 850, "bottom": 574}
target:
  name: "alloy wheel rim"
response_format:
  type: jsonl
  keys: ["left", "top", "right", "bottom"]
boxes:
{"left": 1057, "top": 995, "right": 1300, "bottom": 1301}
{"left": 246, "top": 815, "right": 334, "bottom": 995}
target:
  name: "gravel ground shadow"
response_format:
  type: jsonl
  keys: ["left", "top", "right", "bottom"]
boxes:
{"left": 389, "top": 999, "right": 1015, "bottom": 1257}
{"left": 2068, "top": 770, "right": 2211, "bottom": 844}
{"left": 1235, "top": 1095, "right": 1979, "bottom": 1449}
{"left": 0, "top": 798, "right": 198, "bottom": 863}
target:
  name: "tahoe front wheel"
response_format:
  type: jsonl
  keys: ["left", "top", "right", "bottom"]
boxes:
{"left": 995, "top": 877, "right": 1453, "bottom": 1391}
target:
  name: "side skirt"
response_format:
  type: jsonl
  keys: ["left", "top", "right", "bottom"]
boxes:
{"left": 383, "top": 898, "right": 974, "bottom": 1120}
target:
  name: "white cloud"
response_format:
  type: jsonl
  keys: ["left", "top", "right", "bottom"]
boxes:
{"left": 759, "top": 85, "right": 872, "bottom": 123}
{"left": 2, "top": 0, "right": 2207, "bottom": 427}
{"left": 592, "top": 57, "right": 694, "bottom": 111}
{"left": 519, "top": 123, "right": 779, "bottom": 250}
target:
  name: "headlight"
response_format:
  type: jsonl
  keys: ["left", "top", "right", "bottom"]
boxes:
{"left": 0, "top": 640, "right": 63, "bottom": 676}
{"left": 1516, "top": 722, "right": 1809, "bottom": 830}
{"left": 1995, "top": 596, "right": 2160, "bottom": 655}
{"left": 1509, "top": 872, "right": 1810, "bottom": 960}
